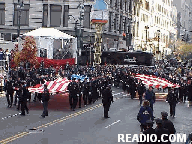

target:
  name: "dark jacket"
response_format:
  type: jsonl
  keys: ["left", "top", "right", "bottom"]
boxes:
{"left": 141, "top": 128, "right": 156, "bottom": 144}
{"left": 145, "top": 90, "right": 155, "bottom": 103}
{"left": 166, "top": 91, "right": 178, "bottom": 104}
{"left": 18, "top": 86, "right": 28, "bottom": 102}
{"left": 68, "top": 81, "right": 78, "bottom": 97}
{"left": 138, "top": 106, "right": 153, "bottom": 124}
{"left": 102, "top": 87, "right": 113, "bottom": 105}
{"left": 162, "top": 118, "right": 176, "bottom": 134}
{"left": 138, "top": 83, "right": 146, "bottom": 95}
{"left": 4, "top": 80, "right": 14, "bottom": 93}
{"left": 155, "top": 127, "right": 170, "bottom": 144}
{"left": 41, "top": 88, "right": 50, "bottom": 102}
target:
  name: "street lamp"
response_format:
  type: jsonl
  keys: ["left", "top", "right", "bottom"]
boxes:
{"left": 145, "top": 26, "right": 149, "bottom": 45}
{"left": 157, "top": 30, "right": 160, "bottom": 52}
{"left": 17, "top": 0, "right": 24, "bottom": 38}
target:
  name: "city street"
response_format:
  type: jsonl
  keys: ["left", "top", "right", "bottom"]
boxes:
{"left": 0, "top": 87, "right": 191, "bottom": 144}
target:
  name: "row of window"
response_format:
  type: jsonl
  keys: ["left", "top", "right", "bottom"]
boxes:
{"left": 141, "top": 14, "right": 149, "bottom": 22}
{"left": 0, "top": 3, "right": 91, "bottom": 29}
{"left": 157, "top": 4, "right": 169, "bottom": 17}
{"left": 110, "top": 0, "right": 132, "bottom": 12}
{"left": 108, "top": 12, "right": 129, "bottom": 34}
{"left": 155, "top": 16, "right": 171, "bottom": 29}
{"left": 162, "top": 0, "right": 172, "bottom": 6}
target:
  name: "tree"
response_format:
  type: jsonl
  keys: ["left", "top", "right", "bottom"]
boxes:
{"left": 13, "top": 36, "right": 39, "bottom": 67}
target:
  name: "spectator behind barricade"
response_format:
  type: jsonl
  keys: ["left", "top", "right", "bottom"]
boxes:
{"left": 0, "top": 48, "right": 4, "bottom": 67}
{"left": 5, "top": 49, "right": 10, "bottom": 70}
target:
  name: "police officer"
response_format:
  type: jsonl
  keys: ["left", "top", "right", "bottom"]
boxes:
{"left": 161, "top": 111, "right": 176, "bottom": 134}
{"left": 20, "top": 81, "right": 29, "bottom": 116}
{"left": 155, "top": 118, "right": 170, "bottom": 144}
{"left": 13, "top": 77, "right": 21, "bottom": 107}
{"left": 4, "top": 77, "right": 14, "bottom": 108}
{"left": 141, "top": 120, "right": 156, "bottom": 144}
{"left": 68, "top": 78, "right": 78, "bottom": 111}
{"left": 166, "top": 87, "right": 178, "bottom": 117}
{"left": 144, "top": 86, "right": 155, "bottom": 111}
{"left": 41, "top": 84, "right": 50, "bottom": 118}
{"left": 102, "top": 85, "right": 113, "bottom": 118}
{"left": 82, "top": 78, "right": 89, "bottom": 106}
{"left": 77, "top": 79, "right": 82, "bottom": 108}
{"left": 137, "top": 79, "right": 146, "bottom": 106}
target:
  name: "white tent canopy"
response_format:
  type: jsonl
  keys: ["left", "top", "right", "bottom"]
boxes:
{"left": 23, "top": 28, "right": 77, "bottom": 60}
{"left": 23, "top": 27, "right": 75, "bottom": 39}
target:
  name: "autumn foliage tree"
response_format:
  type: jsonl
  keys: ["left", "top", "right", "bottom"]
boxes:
{"left": 13, "top": 36, "right": 39, "bottom": 67}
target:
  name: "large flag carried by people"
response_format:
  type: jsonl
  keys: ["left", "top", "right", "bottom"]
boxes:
{"left": 135, "top": 74, "right": 180, "bottom": 89}
{"left": 28, "top": 77, "right": 71, "bottom": 93}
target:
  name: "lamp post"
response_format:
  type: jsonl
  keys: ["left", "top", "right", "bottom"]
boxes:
{"left": 157, "top": 30, "right": 160, "bottom": 52}
{"left": 145, "top": 26, "right": 149, "bottom": 45}
{"left": 17, "top": 0, "right": 24, "bottom": 39}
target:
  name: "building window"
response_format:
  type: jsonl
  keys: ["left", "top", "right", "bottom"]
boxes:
{"left": 108, "top": 12, "right": 112, "bottom": 32}
{"left": 110, "top": 0, "right": 113, "bottom": 7}
{"left": 0, "top": 3, "right": 5, "bottom": 25}
{"left": 63, "top": 5, "right": 69, "bottom": 27}
{"left": 50, "top": 4, "right": 62, "bottom": 27}
{"left": 119, "top": 16, "right": 122, "bottom": 34}
{"left": 124, "top": 17, "right": 127, "bottom": 33}
{"left": 115, "top": 0, "right": 118, "bottom": 10}
{"left": 114, "top": 14, "right": 117, "bottom": 32}
{"left": 14, "top": 3, "right": 30, "bottom": 26}
{"left": 145, "top": 1, "right": 149, "bottom": 11}
{"left": 120, "top": 0, "right": 123, "bottom": 10}
{"left": 42, "top": 4, "right": 48, "bottom": 27}
{"left": 84, "top": 5, "right": 91, "bottom": 29}
{"left": 124, "top": 0, "right": 127, "bottom": 11}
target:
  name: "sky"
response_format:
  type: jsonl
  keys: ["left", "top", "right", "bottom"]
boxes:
{"left": 93, "top": 0, "right": 107, "bottom": 10}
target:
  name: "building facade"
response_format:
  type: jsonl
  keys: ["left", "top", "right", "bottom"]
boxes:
{"left": 132, "top": 0, "right": 177, "bottom": 60}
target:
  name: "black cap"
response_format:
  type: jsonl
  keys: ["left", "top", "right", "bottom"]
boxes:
{"left": 155, "top": 118, "right": 163, "bottom": 124}
{"left": 72, "top": 78, "right": 76, "bottom": 80}
{"left": 161, "top": 111, "right": 168, "bottom": 117}
{"left": 146, "top": 120, "right": 154, "bottom": 125}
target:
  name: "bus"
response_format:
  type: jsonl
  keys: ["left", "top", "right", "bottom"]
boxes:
{"left": 101, "top": 51, "right": 154, "bottom": 66}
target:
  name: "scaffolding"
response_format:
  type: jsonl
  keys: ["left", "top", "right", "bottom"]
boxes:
{"left": 91, "top": 19, "right": 108, "bottom": 64}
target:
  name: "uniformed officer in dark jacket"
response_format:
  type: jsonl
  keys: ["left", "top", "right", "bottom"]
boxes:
{"left": 41, "top": 84, "right": 50, "bottom": 118}
{"left": 161, "top": 111, "right": 176, "bottom": 134}
{"left": 19, "top": 81, "right": 29, "bottom": 116}
{"left": 82, "top": 78, "right": 89, "bottom": 106}
{"left": 4, "top": 77, "right": 14, "bottom": 108}
{"left": 140, "top": 120, "right": 156, "bottom": 144}
{"left": 144, "top": 86, "right": 155, "bottom": 111}
{"left": 137, "top": 79, "right": 146, "bottom": 106}
{"left": 155, "top": 118, "right": 170, "bottom": 144}
{"left": 166, "top": 87, "right": 178, "bottom": 117}
{"left": 68, "top": 78, "right": 78, "bottom": 111}
{"left": 77, "top": 79, "right": 82, "bottom": 108}
{"left": 102, "top": 85, "right": 113, "bottom": 118}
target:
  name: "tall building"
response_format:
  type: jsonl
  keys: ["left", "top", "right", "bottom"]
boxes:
{"left": 174, "top": 0, "right": 192, "bottom": 42}
{"left": 132, "top": 0, "right": 177, "bottom": 60}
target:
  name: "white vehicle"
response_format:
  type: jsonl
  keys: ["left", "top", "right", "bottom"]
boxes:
{"left": 109, "top": 48, "right": 117, "bottom": 51}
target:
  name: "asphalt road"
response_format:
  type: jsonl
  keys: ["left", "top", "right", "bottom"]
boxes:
{"left": 0, "top": 87, "right": 191, "bottom": 144}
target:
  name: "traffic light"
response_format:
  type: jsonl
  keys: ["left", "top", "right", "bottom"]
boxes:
{"left": 123, "top": 33, "right": 126, "bottom": 40}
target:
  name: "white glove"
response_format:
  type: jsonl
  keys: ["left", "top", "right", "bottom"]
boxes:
{"left": 77, "top": 94, "right": 79, "bottom": 97}
{"left": 89, "top": 92, "right": 91, "bottom": 95}
{"left": 81, "top": 92, "right": 83, "bottom": 94}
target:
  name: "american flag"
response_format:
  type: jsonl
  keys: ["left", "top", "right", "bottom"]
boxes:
{"left": 28, "top": 77, "right": 71, "bottom": 93}
{"left": 135, "top": 74, "right": 180, "bottom": 89}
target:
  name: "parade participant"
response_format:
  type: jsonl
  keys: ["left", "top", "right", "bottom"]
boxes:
{"left": 137, "top": 79, "right": 146, "bottom": 106}
{"left": 41, "top": 84, "right": 50, "bottom": 118}
{"left": 33, "top": 74, "right": 42, "bottom": 102}
{"left": 130, "top": 77, "right": 137, "bottom": 99}
{"left": 19, "top": 81, "right": 29, "bottom": 116}
{"left": 166, "top": 87, "right": 178, "bottom": 117}
{"left": 102, "top": 85, "right": 113, "bottom": 118}
{"left": 188, "top": 80, "right": 192, "bottom": 106}
{"left": 77, "top": 79, "right": 82, "bottom": 108}
{"left": 67, "top": 78, "right": 78, "bottom": 111}
{"left": 92, "top": 78, "right": 99, "bottom": 104}
{"left": 141, "top": 120, "right": 156, "bottom": 144}
{"left": 155, "top": 118, "right": 170, "bottom": 144}
{"left": 161, "top": 111, "right": 176, "bottom": 134}
{"left": 137, "top": 100, "right": 154, "bottom": 132}
{"left": 144, "top": 86, "right": 155, "bottom": 111}
{"left": 82, "top": 78, "right": 89, "bottom": 106}
{"left": 4, "top": 77, "right": 14, "bottom": 108}
{"left": 13, "top": 77, "right": 21, "bottom": 106}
